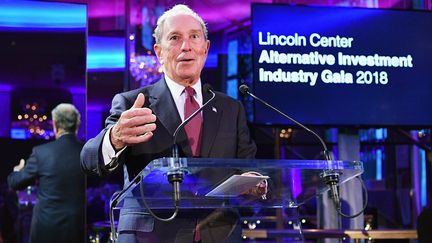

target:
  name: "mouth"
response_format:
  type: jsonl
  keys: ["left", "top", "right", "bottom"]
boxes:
{"left": 178, "top": 58, "right": 195, "bottom": 63}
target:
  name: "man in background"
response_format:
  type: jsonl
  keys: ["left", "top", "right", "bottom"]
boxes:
{"left": 8, "top": 103, "right": 85, "bottom": 243}
{"left": 81, "top": 4, "right": 257, "bottom": 243}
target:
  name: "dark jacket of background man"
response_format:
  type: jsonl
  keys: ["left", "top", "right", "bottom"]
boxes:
{"left": 7, "top": 104, "right": 85, "bottom": 243}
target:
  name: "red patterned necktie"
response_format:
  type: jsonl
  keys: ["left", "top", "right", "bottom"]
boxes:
{"left": 184, "top": 86, "right": 202, "bottom": 156}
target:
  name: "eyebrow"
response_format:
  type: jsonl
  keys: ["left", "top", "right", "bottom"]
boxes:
{"left": 189, "top": 29, "right": 202, "bottom": 34}
{"left": 166, "top": 29, "right": 203, "bottom": 37}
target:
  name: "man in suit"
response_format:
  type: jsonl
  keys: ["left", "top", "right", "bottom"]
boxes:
{"left": 8, "top": 103, "right": 85, "bottom": 243}
{"left": 80, "top": 4, "right": 256, "bottom": 243}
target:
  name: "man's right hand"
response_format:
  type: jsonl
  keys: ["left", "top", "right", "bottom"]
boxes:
{"left": 110, "top": 93, "right": 157, "bottom": 151}
{"left": 13, "top": 159, "right": 25, "bottom": 172}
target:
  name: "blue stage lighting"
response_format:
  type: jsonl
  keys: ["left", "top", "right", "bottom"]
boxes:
{"left": 87, "top": 36, "right": 125, "bottom": 71}
{"left": 0, "top": 0, "right": 86, "bottom": 31}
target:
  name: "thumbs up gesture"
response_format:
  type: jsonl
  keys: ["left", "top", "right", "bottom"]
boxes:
{"left": 110, "top": 93, "right": 157, "bottom": 151}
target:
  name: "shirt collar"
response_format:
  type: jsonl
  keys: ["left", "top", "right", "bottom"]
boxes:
{"left": 57, "top": 132, "right": 73, "bottom": 139}
{"left": 164, "top": 75, "right": 202, "bottom": 100}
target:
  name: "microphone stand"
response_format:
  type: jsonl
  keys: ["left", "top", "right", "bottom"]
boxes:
{"left": 239, "top": 85, "right": 367, "bottom": 219}
{"left": 169, "top": 84, "right": 216, "bottom": 207}
{"left": 239, "top": 85, "right": 331, "bottom": 160}
{"left": 143, "top": 85, "right": 216, "bottom": 223}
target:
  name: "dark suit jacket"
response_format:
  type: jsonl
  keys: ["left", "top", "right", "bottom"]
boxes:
{"left": 80, "top": 77, "right": 256, "bottom": 240}
{"left": 8, "top": 134, "right": 85, "bottom": 243}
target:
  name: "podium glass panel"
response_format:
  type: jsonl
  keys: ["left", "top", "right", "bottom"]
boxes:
{"left": 111, "top": 158, "right": 363, "bottom": 210}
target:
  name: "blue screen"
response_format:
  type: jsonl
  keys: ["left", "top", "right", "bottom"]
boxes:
{"left": 252, "top": 4, "right": 432, "bottom": 126}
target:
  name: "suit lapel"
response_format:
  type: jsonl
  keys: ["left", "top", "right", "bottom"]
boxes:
{"left": 148, "top": 78, "right": 192, "bottom": 156}
{"left": 200, "top": 86, "right": 222, "bottom": 157}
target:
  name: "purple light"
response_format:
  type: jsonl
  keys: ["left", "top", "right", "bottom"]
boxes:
{"left": 290, "top": 169, "right": 303, "bottom": 199}
{"left": 69, "top": 87, "right": 86, "bottom": 94}
{"left": 0, "top": 84, "right": 13, "bottom": 92}
{"left": 280, "top": 146, "right": 303, "bottom": 200}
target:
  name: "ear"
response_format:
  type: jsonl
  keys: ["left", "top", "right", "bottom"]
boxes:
{"left": 205, "top": 40, "right": 210, "bottom": 55}
{"left": 154, "top": 44, "right": 164, "bottom": 64}
{"left": 53, "top": 122, "right": 57, "bottom": 135}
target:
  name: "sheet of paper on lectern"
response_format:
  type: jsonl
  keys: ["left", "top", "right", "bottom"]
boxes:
{"left": 205, "top": 174, "right": 269, "bottom": 197}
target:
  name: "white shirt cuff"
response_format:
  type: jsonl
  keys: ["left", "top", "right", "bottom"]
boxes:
{"left": 102, "top": 126, "right": 127, "bottom": 166}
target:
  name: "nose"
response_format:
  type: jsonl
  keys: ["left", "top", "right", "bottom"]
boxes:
{"left": 180, "top": 39, "right": 191, "bottom": 51}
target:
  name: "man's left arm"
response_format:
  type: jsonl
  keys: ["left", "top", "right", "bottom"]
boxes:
{"left": 8, "top": 149, "right": 38, "bottom": 190}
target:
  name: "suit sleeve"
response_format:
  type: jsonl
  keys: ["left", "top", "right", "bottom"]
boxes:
{"left": 80, "top": 93, "right": 132, "bottom": 177}
{"left": 235, "top": 100, "right": 257, "bottom": 159}
{"left": 8, "top": 148, "right": 38, "bottom": 190}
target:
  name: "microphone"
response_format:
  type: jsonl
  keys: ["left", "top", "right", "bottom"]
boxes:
{"left": 110, "top": 86, "right": 218, "bottom": 229}
{"left": 169, "top": 83, "right": 216, "bottom": 205}
{"left": 239, "top": 84, "right": 341, "bottom": 208}
{"left": 172, "top": 83, "right": 216, "bottom": 158}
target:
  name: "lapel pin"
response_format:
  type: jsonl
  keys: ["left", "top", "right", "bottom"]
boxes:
{"left": 212, "top": 106, "right": 217, "bottom": 113}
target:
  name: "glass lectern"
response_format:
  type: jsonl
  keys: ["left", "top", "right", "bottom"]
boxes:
{"left": 109, "top": 158, "right": 363, "bottom": 241}
{"left": 109, "top": 158, "right": 362, "bottom": 223}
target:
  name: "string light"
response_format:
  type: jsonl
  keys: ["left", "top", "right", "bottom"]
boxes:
{"left": 130, "top": 54, "right": 163, "bottom": 86}
{"left": 12, "top": 102, "right": 54, "bottom": 140}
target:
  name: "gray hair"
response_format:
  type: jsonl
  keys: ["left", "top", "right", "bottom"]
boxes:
{"left": 153, "top": 4, "right": 208, "bottom": 44}
{"left": 51, "top": 103, "right": 80, "bottom": 133}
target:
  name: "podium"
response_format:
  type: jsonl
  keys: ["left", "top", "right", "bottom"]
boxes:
{"left": 109, "top": 158, "right": 363, "bottom": 240}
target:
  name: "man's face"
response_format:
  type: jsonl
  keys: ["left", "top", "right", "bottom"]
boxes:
{"left": 154, "top": 14, "right": 210, "bottom": 86}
